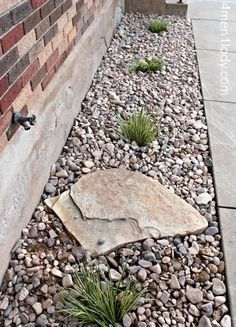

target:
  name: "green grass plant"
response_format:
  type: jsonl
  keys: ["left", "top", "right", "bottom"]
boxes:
{"left": 149, "top": 19, "right": 168, "bottom": 33}
{"left": 57, "top": 265, "right": 145, "bottom": 326}
{"left": 120, "top": 109, "right": 159, "bottom": 147}
{"left": 131, "top": 56, "right": 164, "bottom": 73}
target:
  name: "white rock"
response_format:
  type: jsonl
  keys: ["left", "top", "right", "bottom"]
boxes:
{"left": 195, "top": 193, "right": 212, "bottom": 205}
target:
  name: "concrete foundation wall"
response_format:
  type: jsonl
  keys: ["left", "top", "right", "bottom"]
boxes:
{"left": 126, "top": 0, "right": 187, "bottom": 16}
{"left": 0, "top": 0, "right": 124, "bottom": 284}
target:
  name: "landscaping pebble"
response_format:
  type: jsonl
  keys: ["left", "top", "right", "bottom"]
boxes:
{"left": 0, "top": 13, "right": 231, "bottom": 327}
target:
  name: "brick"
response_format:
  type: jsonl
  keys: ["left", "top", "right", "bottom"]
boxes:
{"left": 30, "top": 64, "right": 46, "bottom": 90}
{"left": 21, "top": 59, "right": 40, "bottom": 86}
{"left": 54, "top": 52, "right": 66, "bottom": 71}
{"left": 81, "top": 20, "right": 89, "bottom": 35}
{"left": 67, "top": 26, "right": 76, "bottom": 44}
{"left": 50, "top": 6, "right": 63, "bottom": 25}
{"left": 40, "top": 0, "right": 55, "bottom": 19}
{"left": 38, "top": 41, "right": 53, "bottom": 65}
{"left": 0, "top": 110, "right": 13, "bottom": 137}
{"left": 11, "top": 1, "right": 33, "bottom": 25}
{"left": 28, "top": 38, "right": 44, "bottom": 62}
{"left": 44, "top": 24, "right": 58, "bottom": 45}
{"left": 35, "top": 17, "right": 50, "bottom": 39}
{"left": 31, "top": 0, "right": 46, "bottom": 9}
{"left": 62, "top": 0, "right": 72, "bottom": 13}
{"left": 1, "top": 24, "right": 24, "bottom": 53}
{"left": 41, "top": 66, "right": 55, "bottom": 90}
{"left": 63, "top": 21, "right": 73, "bottom": 36}
{"left": 45, "top": 49, "right": 59, "bottom": 71}
{"left": 57, "top": 13, "right": 68, "bottom": 32}
{"left": 0, "top": 13, "right": 13, "bottom": 38}
{"left": 58, "top": 37, "right": 68, "bottom": 55}
{"left": 0, "top": 48, "right": 19, "bottom": 79}
{"left": 76, "top": 0, "right": 84, "bottom": 11}
{"left": 52, "top": 31, "right": 63, "bottom": 50}
{"left": 67, "top": 4, "right": 76, "bottom": 21}
{"left": 8, "top": 54, "right": 30, "bottom": 85}
{"left": 72, "top": 11, "right": 81, "bottom": 26}
{"left": 0, "top": 79, "right": 22, "bottom": 114}
{"left": 65, "top": 41, "right": 73, "bottom": 57}
{"left": 12, "top": 84, "right": 32, "bottom": 112}
{"left": 55, "top": 0, "right": 64, "bottom": 6}
{"left": 18, "top": 29, "right": 36, "bottom": 57}
{"left": 0, "top": 76, "right": 9, "bottom": 97}
{"left": 23, "top": 10, "right": 41, "bottom": 33}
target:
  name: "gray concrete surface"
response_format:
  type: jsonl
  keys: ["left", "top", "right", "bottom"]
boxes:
{"left": 193, "top": 20, "right": 236, "bottom": 52}
{"left": 187, "top": 1, "right": 236, "bottom": 21}
{"left": 205, "top": 101, "right": 236, "bottom": 208}
{"left": 188, "top": 1, "right": 236, "bottom": 325}
{"left": 219, "top": 208, "right": 236, "bottom": 327}
{"left": 0, "top": 0, "right": 125, "bottom": 285}
{"left": 197, "top": 50, "right": 236, "bottom": 102}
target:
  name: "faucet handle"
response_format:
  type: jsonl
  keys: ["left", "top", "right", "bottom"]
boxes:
{"left": 29, "top": 114, "right": 36, "bottom": 126}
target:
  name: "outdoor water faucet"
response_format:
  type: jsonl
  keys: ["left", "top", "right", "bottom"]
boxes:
{"left": 13, "top": 112, "right": 36, "bottom": 130}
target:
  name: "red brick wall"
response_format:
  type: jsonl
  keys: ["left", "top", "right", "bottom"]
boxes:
{"left": 0, "top": 0, "right": 106, "bottom": 139}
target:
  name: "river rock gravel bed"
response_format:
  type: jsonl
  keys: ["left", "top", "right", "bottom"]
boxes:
{"left": 0, "top": 13, "right": 231, "bottom": 327}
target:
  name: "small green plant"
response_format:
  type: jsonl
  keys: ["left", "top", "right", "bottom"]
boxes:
{"left": 149, "top": 19, "right": 168, "bottom": 33}
{"left": 120, "top": 109, "right": 159, "bottom": 147}
{"left": 57, "top": 265, "right": 145, "bottom": 326}
{"left": 132, "top": 57, "right": 164, "bottom": 73}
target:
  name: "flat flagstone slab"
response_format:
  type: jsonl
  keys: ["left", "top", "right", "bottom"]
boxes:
{"left": 205, "top": 101, "right": 236, "bottom": 207}
{"left": 46, "top": 169, "right": 207, "bottom": 256}
{"left": 193, "top": 20, "right": 236, "bottom": 52}
{"left": 219, "top": 208, "right": 236, "bottom": 326}
{"left": 187, "top": 2, "right": 236, "bottom": 21}
{"left": 197, "top": 50, "right": 236, "bottom": 102}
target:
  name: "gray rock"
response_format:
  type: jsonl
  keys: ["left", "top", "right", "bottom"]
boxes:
{"left": 189, "top": 304, "right": 200, "bottom": 316}
{"left": 51, "top": 268, "right": 63, "bottom": 278}
{"left": 32, "top": 302, "right": 43, "bottom": 315}
{"left": 198, "top": 315, "right": 211, "bottom": 327}
{"left": 137, "top": 268, "right": 147, "bottom": 281}
{"left": 201, "top": 303, "right": 213, "bottom": 317}
{"left": 18, "top": 287, "right": 29, "bottom": 301}
{"left": 36, "top": 314, "right": 48, "bottom": 326}
{"left": 109, "top": 269, "right": 121, "bottom": 282}
{"left": 220, "top": 315, "right": 231, "bottom": 327}
{"left": 186, "top": 287, "right": 203, "bottom": 304}
{"left": 20, "top": 312, "right": 29, "bottom": 324}
{"left": 122, "top": 314, "right": 132, "bottom": 327}
{"left": 45, "top": 183, "right": 56, "bottom": 194}
{"left": 170, "top": 274, "right": 181, "bottom": 290}
{"left": 212, "top": 278, "right": 226, "bottom": 295}
{"left": 205, "top": 226, "right": 219, "bottom": 236}
{"left": 62, "top": 274, "right": 73, "bottom": 288}
{"left": 138, "top": 260, "right": 152, "bottom": 268}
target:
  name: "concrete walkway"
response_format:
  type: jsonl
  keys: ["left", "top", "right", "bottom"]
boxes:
{"left": 187, "top": 1, "right": 236, "bottom": 326}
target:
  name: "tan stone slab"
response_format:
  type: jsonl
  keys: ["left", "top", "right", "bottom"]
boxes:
{"left": 46, "top": 169, "right": 207, "bottom": 256}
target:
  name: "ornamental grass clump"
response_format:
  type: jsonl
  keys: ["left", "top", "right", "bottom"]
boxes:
{"left": 132, "top": 57, "right": 164, "bottom": 73}
{"left": 57, "top": 265, "right": 145, "bottom": 326}
{"left": 120, "top": 109, "right": 159, "bottom": 147}
{"left": 149, "top": 19, "right": 168, "bottom": 33}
